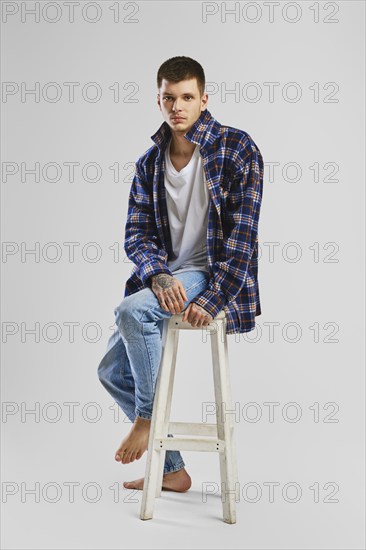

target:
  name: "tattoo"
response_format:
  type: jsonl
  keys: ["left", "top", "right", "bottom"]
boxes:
{"left": 193, "top": 303, "right": 211, "bottom": 318}
{"left": 152, "top": 273, "right": 174, "bottom": 290}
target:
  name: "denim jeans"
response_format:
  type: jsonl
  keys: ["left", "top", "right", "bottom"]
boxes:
{"left": 97, "top": 269, "right": 210, "bottom": 474}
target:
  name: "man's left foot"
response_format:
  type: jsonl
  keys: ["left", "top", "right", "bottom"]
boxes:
{"left": 123, "top": 467, "right": 192, "bottom": 492}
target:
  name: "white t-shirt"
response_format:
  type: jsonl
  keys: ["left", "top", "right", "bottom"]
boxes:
{"left": 164, "top": 138, "right": 210, "bottom": 275}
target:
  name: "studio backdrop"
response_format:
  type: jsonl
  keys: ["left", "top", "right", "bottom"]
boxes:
{"left": 1, "top": 1, "right": 365, "bottom": 549}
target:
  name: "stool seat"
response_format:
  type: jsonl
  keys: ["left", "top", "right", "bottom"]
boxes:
{"left": 140, "top": 311, "right": 239, "bottom": 523}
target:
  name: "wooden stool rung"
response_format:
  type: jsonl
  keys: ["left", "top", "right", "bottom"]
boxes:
{"left": 153, "top": 436, "right": 225, "bottom": 453}
{"left": 167, "top": 421, "right": 218, "bottom": 436}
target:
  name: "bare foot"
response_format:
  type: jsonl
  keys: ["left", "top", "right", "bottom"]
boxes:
{"left": 115, "top": 416, "right": 151, "bottom": 465}
{"left": 123, "top": 467, "right": 192, "bottom": 492}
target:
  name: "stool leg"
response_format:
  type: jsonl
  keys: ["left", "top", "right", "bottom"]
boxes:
{"left": 140, "top": 322, "right": 177, "bottom": 520}
{"left": 155, "top": 319, "right": 169, "bottom": 498}
{"left": 210, "top": 322, "right": 239, "bottom": 524}
{"left": 155, "top": 328, "right": 180, "bottom": 497}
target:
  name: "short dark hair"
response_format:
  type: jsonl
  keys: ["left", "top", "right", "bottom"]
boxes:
{"left": 157, "top": 56, "right": 205, "bottom": 97}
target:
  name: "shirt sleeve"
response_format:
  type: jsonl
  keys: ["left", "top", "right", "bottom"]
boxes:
{"left": 124, "top": 158, "right": 173, "bottom": 286}
{"left": 191, "top": 142, "right": 264, "bottom": 318}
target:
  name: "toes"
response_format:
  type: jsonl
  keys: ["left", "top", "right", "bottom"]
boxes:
{"left": 125, "top": 451, "right": 134, "bottom": 464}
{"left": 118, "top": 450, "right": 142, "bottom": 463}
{"left": 123, "top": 480, "right": 139, "bottom": 490}
{"left": 122, "top": 453, "right": 130, "bottom": 464}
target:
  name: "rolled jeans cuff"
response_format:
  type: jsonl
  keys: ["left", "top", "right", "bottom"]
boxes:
{"left": 135, "top": 409, "right": 152, "bottom": 420}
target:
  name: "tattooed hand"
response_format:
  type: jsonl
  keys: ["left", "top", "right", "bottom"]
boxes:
{"left": 151, "top": 273, "right": 188, "bottom": 314}
{"left": 182, "top": 302, "right": 213, "bottom": 328}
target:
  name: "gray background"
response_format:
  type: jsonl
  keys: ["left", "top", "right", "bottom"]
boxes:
{"left": 1, "top": 1, "right": 365, "bottom": 548}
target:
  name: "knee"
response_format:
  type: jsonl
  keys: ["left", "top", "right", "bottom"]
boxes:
{"left": 114, "top": 296, "right": 144, "bottom": 334}
{"left": 97, "top": 346, "right": 117, "bottom": 385}
{"left": 97, "top": 358, "right": 109, "bottom": 384}
{"left": 114, "top": 299, "right": 131, "bottom": 326}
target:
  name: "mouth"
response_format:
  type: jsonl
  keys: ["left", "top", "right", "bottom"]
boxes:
{"left": 172, "top": 117, "right": 185, "bottom": 122}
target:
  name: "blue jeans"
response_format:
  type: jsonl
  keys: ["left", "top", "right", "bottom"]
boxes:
{"left": 97, "top": 269, "right": 210, "bottom": 474}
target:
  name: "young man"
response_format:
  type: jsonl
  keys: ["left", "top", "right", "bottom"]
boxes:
{"left": 97, "top": 56, "right": 264, "bottom": 492}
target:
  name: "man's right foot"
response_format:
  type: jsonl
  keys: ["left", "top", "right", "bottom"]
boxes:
{"left": 123, "top": 467, "right": 192, "bottom": 492}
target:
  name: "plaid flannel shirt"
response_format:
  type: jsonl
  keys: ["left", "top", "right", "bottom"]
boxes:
{"left": 123, "top": 108, "right": 264, "bottom": 334}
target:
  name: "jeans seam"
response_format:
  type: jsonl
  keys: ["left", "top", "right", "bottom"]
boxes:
{"left": 141, "top": 326, "right": 155, "bottom": 406}
{"left": 184, "top": 277, "right": 209, "bottom": 293}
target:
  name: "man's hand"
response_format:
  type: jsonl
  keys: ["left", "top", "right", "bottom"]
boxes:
{"left": 182, "top": 302, "right": 213, "bottom": 328}
{"left": 151, "top": 274, "right": 188, "bottom": 314}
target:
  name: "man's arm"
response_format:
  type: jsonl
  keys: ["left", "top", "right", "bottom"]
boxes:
{"left": 124, "top": 158, "right": 173, "bottom": 286}
{"left": 191, "top": 141, "right": 264, "bottom": 318}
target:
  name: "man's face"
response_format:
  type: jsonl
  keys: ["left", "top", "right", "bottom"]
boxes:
{"left": 157, "top": 78, "right": 208, "bottom": 135}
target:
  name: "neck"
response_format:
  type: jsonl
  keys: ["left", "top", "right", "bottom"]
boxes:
{"left": 169, "top": 132, "right": 196, "bottom": 157}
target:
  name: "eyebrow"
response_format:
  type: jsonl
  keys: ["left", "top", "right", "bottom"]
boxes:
{"left": 161, "top": 92, "right": 195, "bottom": 96}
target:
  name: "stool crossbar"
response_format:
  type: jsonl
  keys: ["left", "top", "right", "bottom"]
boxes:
{"left": 139, "top": 311, "right": 239, "bottom": 524}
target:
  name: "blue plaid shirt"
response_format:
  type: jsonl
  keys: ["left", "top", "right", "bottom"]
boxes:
{"left": 123, "top": 108, "right": 264, "bottom": 334}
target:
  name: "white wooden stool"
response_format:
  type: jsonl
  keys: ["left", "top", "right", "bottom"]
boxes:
{"left": 140, "top": 310, "right": 239, "bottom": 523}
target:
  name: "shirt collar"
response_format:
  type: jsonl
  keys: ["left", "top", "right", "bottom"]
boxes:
{"left": 150, "top": 108, "right": 220, "bottom": 153}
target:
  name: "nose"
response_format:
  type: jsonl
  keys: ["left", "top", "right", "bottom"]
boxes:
{"left": 172, "top": 99, "right": 183, "bottom": 112}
